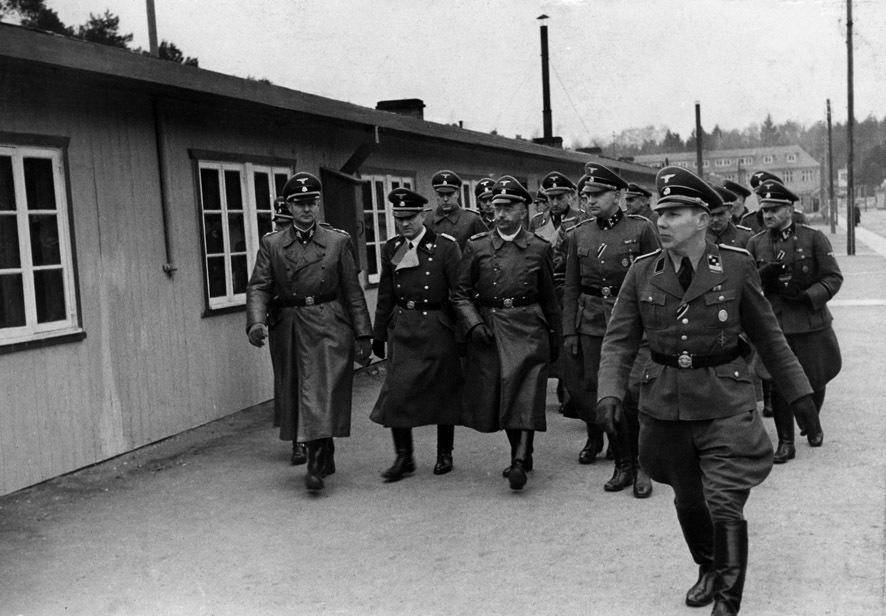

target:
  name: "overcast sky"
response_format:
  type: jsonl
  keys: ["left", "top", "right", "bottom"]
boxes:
{"left": 51, "top": 0, "right": 886, "bottom": 147}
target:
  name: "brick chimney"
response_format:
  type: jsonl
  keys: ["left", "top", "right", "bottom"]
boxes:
{"left": 376, "top": 99, "right": 425, "bottom": 120}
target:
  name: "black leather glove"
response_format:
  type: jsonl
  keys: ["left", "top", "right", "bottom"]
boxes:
{"left": 780, "top": 281, "right": 809, "bottom": 305}
{"left": 247, "top": 323, "right": 268, "bottom": 347}
{"left": 470, "top": 323, "right": 494, "bottom": 345}
{"left": 792, "top": 394, "right": 821, "bottom": 437}
{"left": 595, "top": 397, "right": 623, "bottom": 436}
{"left": 758, "top": 263, "right": 784, "bottom": 293}
{"left": 371, "top": 339, "right": 386, "bottom": 359}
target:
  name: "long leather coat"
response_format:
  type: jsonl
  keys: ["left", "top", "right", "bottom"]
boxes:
{"left": 370, "top": 228, "right": 464, "bottom": 428}
{"left": 453, "top": 229, "right": 561, "bottom": 432}
{"left": 246, "top": 224, "right": 372, "bottom": 441}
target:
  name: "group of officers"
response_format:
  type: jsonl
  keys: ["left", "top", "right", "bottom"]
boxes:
{"left": 245, "top": 161, "right": 843, "bottom": 616}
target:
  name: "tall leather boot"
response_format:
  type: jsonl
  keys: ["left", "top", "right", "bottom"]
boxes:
{"left": 772, "top": 404, "right": 795, "bottom": 464}
{"left": 603, "top": 426, "right": 634, "bottom": 492}
{"left": 322, "top": 438, "right": 335, "bottom": 476}
{"left": 434, "top": 425, "right": 454, "bottom": 475}
{"left": 507, "top": 430, "right": 531, "bottom": 490}
{"left": 676, "top": 504, "right": 716, "bottom": 607}
{"left": 807, "top": 389, "right": 826, "bottom": 447}
{"left": 502, "top": 429, "right": 533, "bottom": 477}
{"left": 579, "top": 421, "right": 604, "bottom": 464}
{"left": 711, "top": 520, "right": 748, "bottom": 616}
{"left": 381, "top": 428, "right": 415, "bottom": 482}
{"left": 304, "top": 440, "right": 325, "bottom": 492}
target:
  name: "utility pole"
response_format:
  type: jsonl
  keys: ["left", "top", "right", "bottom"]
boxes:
{"left": 146, "top": 0, "right": 159, "bottom": 57}
{"left": 827, "top": 99, "right": 836, "bottom": 234}
{"left": 538, "top": 15, "right": 552, "bottom": 145}
{"left": 695, "top": 101, "right": 703, "bottom": 176}
{"left": 846, "top": 0, "right": 856, "bottom": 254}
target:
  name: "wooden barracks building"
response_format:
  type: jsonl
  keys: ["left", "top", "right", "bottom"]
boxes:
{"left": 0, "top": 24, "right": 655, "bottom": 495}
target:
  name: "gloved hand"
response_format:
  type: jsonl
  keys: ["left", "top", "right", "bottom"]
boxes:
{"left": 355, "top": 338, "right": 372, "bottom": 366}
{"left": 792, "top": 394, "right": 821, "bottom": 437}
{"left": 247, "top": 323, "right": 268, "bottom": 347}
{"left": 371, "top": 339, "right": 386, "bottom": 359}
{"left": 595, "top": 397, "right": 623, "bottom": 436}
{"left": 564, "top": 335, "right": 580, "bottom": 358}
{"left": 780, "top": 281, "right": 809, "bottom": 305}
{"left": 470, "top": 323, "right": 494, "bottom": 345}
{"left": 758, "top": 263, "right": 784, "bottom": 293}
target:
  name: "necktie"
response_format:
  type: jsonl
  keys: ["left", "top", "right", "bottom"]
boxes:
{"left": 677, "top": 257, "right": 694, "bottom": 291}
{"left": 408, "top": 242, "right": 414, "bottom": 250}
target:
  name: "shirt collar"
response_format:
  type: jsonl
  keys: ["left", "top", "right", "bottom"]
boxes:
{"left": 405, "top": 226, "right": 427, "bottom": 248}
{"left": 497, "top": 227, "right": 521, "bottom": 242}
{"left": 293, "top": 222, "right": 316, "bottom": 244}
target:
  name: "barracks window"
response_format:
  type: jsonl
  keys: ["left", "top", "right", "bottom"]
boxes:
{"left": 361, "top": 173, "right": 414, "bottom": 284}
{"left": 195, "top": 160, "right": 290, "bottom": 310}
{"left": 0, "top": 143, "right": 81, "bottom": 348}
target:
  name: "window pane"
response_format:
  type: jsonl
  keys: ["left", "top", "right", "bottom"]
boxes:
{"left": 29, "top": 214, "right": 61, "bottom": 266}
{"left": 366, "top": 244, "right": 377, "bottom": 276}
{"left": 203, "top": 213, "right": 224, "bottom": 254}
{"left": 254, "top": 172, "right": 271, "bottom": 211}
{"left": 0, "top": 156, "right": 14, "bottom": 211}
{"left": 374, "top": 180, "right": 384, "bottom": 210}
{"left": 274, "top": 173, "right": 288, "bottom": 195}
{"left": 34, "top": 268, "right": 66, "bottom": 323}
{"left": 363, "top": 212, "right": 375, "bottom": 242}
{"left": 361, "top": 182, "right": 372, "bottom": 213}
{"left": 228, "top": 212, "right": 245, "bottom": 251}
{"left": 231, "top": 254, "right": 248, "bottom": 294}
{"left": 206, "top": 256, "right": 227, "bottom": 298}
{"left": 224, "top": 170, "right": 242, "bottom": 210}
{"left": 0, "top": 273, "right": 26, "bottom": 328}
{"left": 200, "top": 168, "right": 221, "bottom": 210}
{"left": 257, "top": 212, "right": 272, "bottom": 237}
{"left": 23, "top": 158, "right": 56, "bottom": 210}
{"left": 378, "top": 212, "right": 388, "bottom": 239}
{"left": 0, "top": 214, "right": 21, "bottom": 268}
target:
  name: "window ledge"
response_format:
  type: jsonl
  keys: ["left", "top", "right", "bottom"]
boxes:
{"left": 0, "top": 329, "right": 86, "bottom": 355}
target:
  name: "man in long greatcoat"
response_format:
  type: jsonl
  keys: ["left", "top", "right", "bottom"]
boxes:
{"left": 246, "top": 172, "right": 372, "bottom": 493}
{"left": 453, "top": 176, "right": 561, "bottom": 491}
{"left": 370, "top": 188, "right": 464, "bottom": 481}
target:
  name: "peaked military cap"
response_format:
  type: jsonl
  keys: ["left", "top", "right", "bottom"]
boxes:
{"left": 756, "top": 180, "right": 799, "bottom": 206}
{"left": 533, "top": 188, "right": 549, "bottom": 204}
{"left": 282, "top": 172, "right": 322, "bottom": 202}
{"left": 654, "top": 166, "right": 723, "bottom": 212}
{"left": 709, "top": 184, "right": 738, "bottom": 211}
{"left": 749, "top": 170, "right": 783, "bottom": 191}
{"left": 491, "top": 175, "right": 532, "bottom": 205}
{"left": 273, "top": 196, "right": 293, "bottom": 222}
{"left": 722, "top": 179, "right": 751, "bottom": 198}
{"left": 575, "top": 174, "right": 591, "bottom": 195}
{"left": 431, "top": 170, "right": 462, "bottom": 193}
{"left": 475, "top": 177, "right": 495, "bottom": 200}
{"left": 581, "top": 163, "right": 629, "bottom": 192}
{"left": 388, "top": 187, "right": 429, "bottom": 217}
{"left": 541, "top": 171, "right": 577, "bottom": 195}
{"left": 625, "top": 183, "right": 652, "bottom": 198}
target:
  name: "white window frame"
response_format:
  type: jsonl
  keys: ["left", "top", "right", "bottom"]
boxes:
{"left": 762, "top": 155, "right": 774, "bottom": 164}
{"left": 196, "top": 160, "right": 291, "bottom": 310}
{"left": 740, "top": 156, "right": 754, "bottom": 165}
{"left": 782, "top": 170, "right": 794, "bottom": 183}
{"left": 715, "top": 158, "right": 731, "bottom": 168}
{"left": 800, "top": 169, "right": 816, "bottom": 183}
{"left": 362, "top": 173, "right": 414, "bottom": 284}
{"left": 786, "top": 153, "right": 798, "bottom": 163}
{"left": 0, "top": 144, "right": 80, "bottom": 346}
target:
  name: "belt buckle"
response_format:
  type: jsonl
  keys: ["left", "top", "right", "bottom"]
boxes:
{"left": 503, "top": 298, "right": 514, "bottom": 308}
{"left": 305, "top": 296, "right": 315, "bottom": 306}
{"left": 677, "top": 351, "right": 693, "bottom": 369}
{"left": 406, "top": 300, "right": 415, "bottom": 309}
{"left": 601, "top": 286, "right": 612, "bottom": 298}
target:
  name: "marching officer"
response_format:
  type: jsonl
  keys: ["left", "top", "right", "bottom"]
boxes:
{"left": 741, "top": 171, "right": 806, "bottom": 233}
{"left": 707, "top": 184, "right": 754, "bottom": 249}
{"left": 453, "top": 176, "right": 561, "bottom": 491}
{"left": 722, "top": 180, "right": 751, "bottom": 226}
{"left": 596, "top": 166, "right": 820, "bottom": 616}
{"left": 475, "top": 177, "right": 496, "bottom": 230}
{"left": 246, "top": 172, "right": 372, "bottom": 493}
{"left": 746, "top": 179, "right": 842, "bottom": 463}
{"left": 427, "top": 170, "right": 487, "bottom": 249}
{"left": 561, "top": 164, "right": 659, "bottom": 494}
{"left": 370, "top": 188, "right": 464, "bottom": 480}
{"left": 529, "top": 171, "right": 586, "bottom": 244}
{"left": 624, "top": 182, "right": 658, "bottom": 225}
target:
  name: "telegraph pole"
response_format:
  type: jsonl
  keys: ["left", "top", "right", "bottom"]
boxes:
{"left": 846, "top": 0, "right": 856, "bottom": 254}
{"left": 695, "top": 101, "right": 703, "bottom": 176}
{"left": 827, "top": 99, "right": 836, "bottom": 234}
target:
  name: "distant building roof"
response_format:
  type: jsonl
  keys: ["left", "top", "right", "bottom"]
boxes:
{"left": 635, "top": 145, "right": 819, "bottom": 170}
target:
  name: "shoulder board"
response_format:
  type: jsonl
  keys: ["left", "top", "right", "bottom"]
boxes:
{"left": 318, "top": 222, "right": 350, "bottom": 236}
{"left": 571, "top": 218, "right": 595, "bottom": 230}
{"left": 626, "top": 214, "right": 648, "bottom": 221}
{"left": 736, "top": 224, "right": 752, "bottom": 232}
{"left": 531, "top": 232, "right": 552, "bottom": 244}
{"left": 634, "top": 248, "right": 662, "bottom": 262}
{"left": 719, "top": 244, "right": 750, "bottom": 255}
{"left": 262, "top": 228, "right": 284, "bottom": 238}
{"left": 439, "top": 233, "right": 457, "bottom": 242}
{"left": 469, "top": 231, "right": 490, "bottom": 241}
{"left": 530, "top": 211, "right": 545, "bottom": 220}
{"left": 798, "top": 224, "right": 816, "bottom": 231}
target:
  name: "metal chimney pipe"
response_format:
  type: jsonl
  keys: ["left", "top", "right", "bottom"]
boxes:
{"left": 538, "top": 15, "right": 552, "bottom": 144}
{"left": 146, "top": 0, "right": 159, "bottom": 56}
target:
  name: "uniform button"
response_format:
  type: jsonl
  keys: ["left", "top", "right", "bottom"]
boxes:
{"left": 396, "top": 284, "right": 401, "bottom": 288}
{"left": 426, "top": 271, "right": 431, "bottom": 275}
{"left": 682, "top": 318, "right": 689, "bottom": 324}
{"left": 422, "top": 311, "right": 427, "bottom": 316}
{"left": 493, "top": 282, "right": 497, "bottom": 285}
{"left": 647, "top": 296, "right": 653, "bottom": 301}
{"left": 428, "top": 257, "right": 433, "bottom": 261}
{"left": 424, "top": 285, "right": 429, "bottom": 289}
{"left": 718, "top": 295, "right": 725, "bottom": 301}
{"left": 681, "top": 335, "right": 687, "bottom": 341}
{"left": 734, "top": 371, "right": 740, "bottom": 377}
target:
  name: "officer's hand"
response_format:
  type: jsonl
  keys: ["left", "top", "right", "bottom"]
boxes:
{"left": 470, "top": 324, "right": 494, "bottom": 345}
{"left": 247, "top": 323, "right": 268, "bottom": 347}
{"left": 791, "top": 394, "right": 821, "bottom": 437}
{"left": 595, "top": 397, "right": 623, "bottom": 435}
{"left": 371, "top": 339, "right": 386, "bottom": 359}
{"left": 355, "top": 338, "right": 372, "bottom": 366}
{"left": 781, "top": 282, "right": 809, "bottom": 305}
{"left": 758, "top": 262, "right": 783, "bottom": 284}
{"left": 564, "top": 335, "right": 580, "bottom": 358}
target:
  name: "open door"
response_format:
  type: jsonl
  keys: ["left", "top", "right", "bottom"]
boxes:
{"left": 320, "top": 167, "right": 366, "bottom": 273}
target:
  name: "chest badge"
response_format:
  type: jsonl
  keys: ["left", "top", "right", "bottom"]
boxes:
{"left": 718, "top": 309, "right": 728, "bottom": 322}
{"left": 621, "top": 257, "right": 631, "bottom": 267}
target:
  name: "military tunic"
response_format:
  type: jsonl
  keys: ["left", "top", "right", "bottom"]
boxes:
{"left": 707, "top": 221, "right": 753, "bottom": 249}
{"left": 453, "top": 229, "right": 562, "bottom": 432}
{"left": 428, "top": 206, "right": 487, "bottom": 250}
{"left": 370, "top": 229, "right": 464, "bottom": 427}
{"left": 246, "top": 224, "right": 372, "bottom": 442}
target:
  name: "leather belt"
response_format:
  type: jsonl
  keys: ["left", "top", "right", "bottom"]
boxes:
{"left": 396, "top": 299, "right": 445, "bottom": 311}
{"left": 581, "top": 284, "right": 620, "bottom": 298}
{"left": 651, "top": 347, "right": 741, "bottom": 369}
{"left": 280, "top": 292, "right": 338, "bottom": 307}
{"left": 479, "top": 296, "right": 537, "bottom": 309}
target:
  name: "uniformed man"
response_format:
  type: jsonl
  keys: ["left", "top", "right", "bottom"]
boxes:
{"left": 427, "top": 170, "right": 487, "bottom": 249}
{"left": 370, "top": 188, "right": 464, "bottom": 480}
{"left": 722, "top": 179, "right": 751, "bottom": 226}
{"left": 746, "top": 179, "right": 842, "bottom": 463}
{"left": 741, "top": 171, "right": 806, "bottom": 233}
{"left": 624, "top": 182, "right": 658, "bottom": 226}
{"left": 596, "top": 166, "right": 820, "bottom": 616}
{"left": 561, "top": 164, "right": 659, "bottom": 495}
{"left": 453, "top": 176, "right": 561, "bottom": 491}
{"left": 707, "top": 184, "right": 753, "bottom": 249}
{"left": 532, "top": 188, "right": 550, "bottom": 219}
{"left": 246, "top": 172, "right": 372, "bottom": 493}
{"left": 475, "top": 177, "right": 496, "bottom": 230}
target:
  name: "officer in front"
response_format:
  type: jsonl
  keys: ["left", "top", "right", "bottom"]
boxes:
{"left": 427, "top": 170, "right": 487, "bottom": 249}
{"left": 596, "top": 166, "right": 819, "bottom": 615}
{"left": 747, "top": 179, "right": 842, "bottom": 463}
{"left": 707, "top": 184, "right": 753, "bottom": 249}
